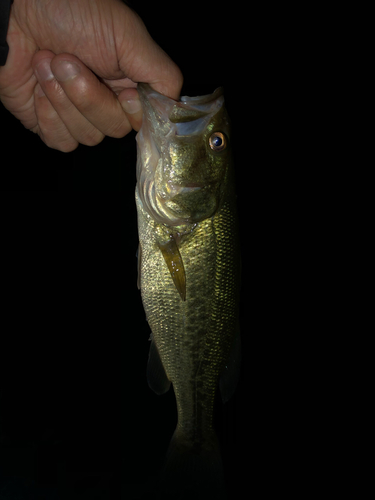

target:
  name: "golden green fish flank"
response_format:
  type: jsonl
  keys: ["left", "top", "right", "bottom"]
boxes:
{"left": 135, "top": 84, "right": 240, "bottom": 451}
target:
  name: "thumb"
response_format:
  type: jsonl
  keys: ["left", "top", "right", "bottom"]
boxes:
{"left": 115, "top": 6, "right": 183, "bottom": 100}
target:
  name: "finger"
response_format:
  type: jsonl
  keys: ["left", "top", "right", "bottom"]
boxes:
{"left": 118, "top": 87, "right": 143, "bottom": 132}
{"left": 50, "top": 53, "right": 132, "bottom": 139}
{"left": 33, "top": 82, "right": 79, "bottom": 152}
{"left": 33, "top": 51, "right": 106, "bottom": 147}
{"left": 146, "top": 54, "right": 184, "bottom": 101}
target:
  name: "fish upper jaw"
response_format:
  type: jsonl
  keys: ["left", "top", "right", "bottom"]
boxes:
{"left": 137, "top": 83, "right": 224, "bottom": 137}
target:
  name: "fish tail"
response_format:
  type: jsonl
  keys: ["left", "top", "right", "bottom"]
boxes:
{"left": 156, "top": 428, "right": 228, "bottom": 500}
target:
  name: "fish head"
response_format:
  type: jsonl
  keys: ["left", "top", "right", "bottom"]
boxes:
{"left": 136, "top": 84, "right": 232, "bottom": 226}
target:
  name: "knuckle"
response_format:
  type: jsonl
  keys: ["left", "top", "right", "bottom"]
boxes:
{"left": 38, "top": 125, "right": 78, "bottom": 152}
{"left": 58, "top": 140, "right": 79, "bottom": 153}
{"left": 79, "top": 129, "right": 105, "bottom": 147}
{"left": 106, "top": 118, "right": 132, "bottom": 138}
{"left": 43, "top": 79, "right": 66, "bottom": 102}
{"left": 45, "top": 136, "right": 79, "bottom": 152}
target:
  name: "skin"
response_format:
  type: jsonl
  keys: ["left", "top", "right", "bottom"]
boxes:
{"left": 0, "top": 0, "right": 183, "bottom": 152}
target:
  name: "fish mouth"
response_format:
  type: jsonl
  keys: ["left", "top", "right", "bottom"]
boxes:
{"left": 137, "top": 83, "right": 224, "bottom": 135}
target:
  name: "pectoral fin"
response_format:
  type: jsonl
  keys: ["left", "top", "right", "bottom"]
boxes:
{"left": 147, "top": 338, "right": 171, "bottom": 395}
{"left": 158, "top": 236, "right": 186, "bottom": 301}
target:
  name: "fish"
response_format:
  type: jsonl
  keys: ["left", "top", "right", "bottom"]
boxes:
{"left": 135, "top": 83, "right": 241, "bottom": 499}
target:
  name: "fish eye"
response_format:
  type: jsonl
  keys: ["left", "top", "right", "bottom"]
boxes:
{"left": 209, "top": 132, "right": 227, "bottom": 152}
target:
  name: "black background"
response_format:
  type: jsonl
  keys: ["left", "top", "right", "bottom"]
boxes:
{"left": 0, "top": 2, "right": 249, "bottom": 499}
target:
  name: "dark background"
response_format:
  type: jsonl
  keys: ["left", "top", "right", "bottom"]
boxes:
{"left": 0, "top": 2, "right": 249, "bottom": 499}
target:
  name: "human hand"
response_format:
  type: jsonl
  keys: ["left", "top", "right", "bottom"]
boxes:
{"left": 0, "top": 0, "right": 183, "bottom": 152}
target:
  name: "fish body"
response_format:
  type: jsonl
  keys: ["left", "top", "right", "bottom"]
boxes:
{"left": 135, "top": 83, "right": 240, "bottom": 497}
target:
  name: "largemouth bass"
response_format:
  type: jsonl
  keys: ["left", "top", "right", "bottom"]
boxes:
{"left": 135, "top": 83, "right": 241, "bottom": 499}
